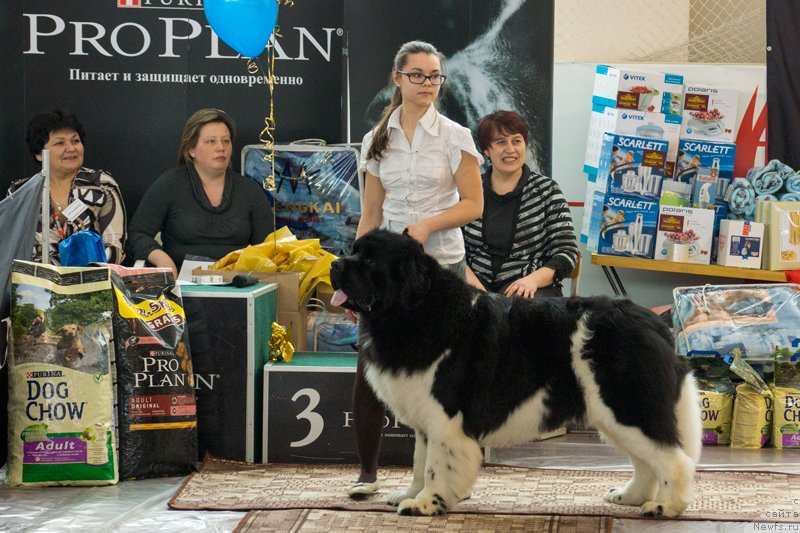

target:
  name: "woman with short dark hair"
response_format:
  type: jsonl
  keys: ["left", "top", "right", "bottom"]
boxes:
{"left": 127, "top": 108, "right": 274, "bottom": 275}
{"left": 8, "top": 109, "right": 127, "bottom": 265}
{"left": 465, "top": 110, "right": 578, "bottom": 298}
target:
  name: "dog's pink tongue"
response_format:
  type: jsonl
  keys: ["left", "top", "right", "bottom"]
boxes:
{"left": 330, "top": 289, "right": 348, "bottom": 307}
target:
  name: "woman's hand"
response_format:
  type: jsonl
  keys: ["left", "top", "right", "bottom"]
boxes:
{"left": 147, "top": 249, "right": 178, "bottom": 278}
{"left": 504, "top": 277, "right": 539, "bottom": 299}
{"left": 404, "top": 219, "right": 432, "bottom": 245}
{"left": 344, "top": 309, "right": 358, "bottom": 324}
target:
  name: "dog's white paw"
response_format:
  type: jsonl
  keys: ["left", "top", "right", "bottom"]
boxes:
{"left": 387, "top": 487, "right": 420, "bottom": 506}
{"left": 604, "top": 487, "right": 648, "bottom": 506}
{"left": 640, "top": 500, "right": 688, "bottom": 518}
{"left": 396, "top": 493, "right": 450, "bottom": 516}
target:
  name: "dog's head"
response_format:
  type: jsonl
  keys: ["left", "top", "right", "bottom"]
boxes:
{"left": 58, "top": 324, "right": 84, "bottom": 337}
{"left": 329, "top": 229, "right": 433, "bottom": 313}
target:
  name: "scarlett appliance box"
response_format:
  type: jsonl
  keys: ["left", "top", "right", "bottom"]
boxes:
{"left": 584, "top": 104, "right": 682, "bottom": 176}
{"left": 595, "top": 133, "right": 668, "bottom": 201}
{"left": 592, "top": 65, "right": 684, "bottom": 115}
{"left": 675, "top": 139, "right": 736, "bottom": 198}
{"left": 681, "top": 84, "right": 739, "bottom": 143}
{"left": 654, "top": 205, "right": 715, "bottom": 265}
{"left": 594, "top": 193, "right": 660, "bottom": 259}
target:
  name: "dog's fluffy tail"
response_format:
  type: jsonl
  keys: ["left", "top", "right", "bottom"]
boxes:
{"left": 675, "top": 373, "right": 702, "bottom": 464}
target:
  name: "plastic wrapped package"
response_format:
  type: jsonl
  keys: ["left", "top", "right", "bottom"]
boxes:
{"left": 672, "top": 283, "right": 800, "bottom": 359}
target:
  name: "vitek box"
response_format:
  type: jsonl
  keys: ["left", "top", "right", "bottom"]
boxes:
{"left": 681, "top": 84, "right": 739, "bottom": 143}
{"left": 592, "top": 65, "right": 684, "bottom": 115}
{"left": 263, "top": 352, "right": 415, "bottom": 465}
{"left": 596, "top": 133, "right": 668, "bottom": 201}
{"left": 181, "top": 283, "right": 278, "bottom": 463}
{"left": 584, "top": 104, "right": 682, "bottom": 176}
{"left": 675, "top": 139, "right": 736, "bottom": 194}
{"left": 594, "top": 192, "right": 660, "bottom": 259}
{"left": 654, "top": 206, "right": 715, "bottom": 265}
{"left": 716, "top": 220, "right": 764, "bottom": 269}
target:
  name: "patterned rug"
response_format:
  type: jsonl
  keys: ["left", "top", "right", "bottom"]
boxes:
{"left": 233, "top": 509, "right": 613, "bottom": 532}
{"left": 169, "top": 456, "right": 800, "bottom": 523}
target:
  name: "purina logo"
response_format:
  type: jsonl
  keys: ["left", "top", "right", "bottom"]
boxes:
{"left": 117, "top": 0, "right": 205, "bottom": 8}
{"left": 623, "top": 74, "right": 646, "bottom": 81}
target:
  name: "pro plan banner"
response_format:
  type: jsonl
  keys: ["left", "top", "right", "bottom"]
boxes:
{"left": 767, "top": 1, "right": 800, "bottom": 169}
{"left": 1, "top": 0, "right": 345, "bottom": 212}
{"left": 0, "top": 0, "right": 554, "bottom": 217}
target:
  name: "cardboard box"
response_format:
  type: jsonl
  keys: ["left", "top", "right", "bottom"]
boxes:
{"left": 580, "top": 180, "right": 606, "bottom": 252}
{"left": 681, "top": 84, "right": 739, "bottom": 143}
{"left": 192, "top": 267, "right": 308, "bottom": 350}
{"left": 181, "top": 283, "right": 278, "bottom": 462}
{"left": 716, "top": 220, "right": 764, "bottom": 268}
{"left": 675, "top": 139, "right": 736, "bottom": 198}
{"left": 584, "top": 104, "right": 682, "bottom": 175}
{"left": 691, "top": 172, "right": 718, "bottom": 210}
{"left": 594, "top": 192, "right": 660, "bottom": 258}
{"left": 592, "top": 65, "right": 684, "bottom": 115}
{"left": 596, "top": 133, "right": 668, "bottom": 201}
{"left": 767, "top": 201, "right": 800, "bottom": 271}
{"left": 654, "top": 205, "right": 715, "bottom": 265}
{"left": 263, "top": 352, "right": 415, "bottom": 465}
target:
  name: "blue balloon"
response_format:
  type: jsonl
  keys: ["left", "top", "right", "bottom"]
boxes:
{"left": 204, "top": 0, "right": 278, "bottom": 58}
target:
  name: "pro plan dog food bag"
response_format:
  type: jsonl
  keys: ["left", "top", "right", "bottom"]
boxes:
{"left": 7, "top": 260, "right": 117, "bottom": 486}
{"left": 690, "top": 356, "right": 734, "bottom": 445}
{"left": 108, "top": 265, "right": 198, "bottom": 479}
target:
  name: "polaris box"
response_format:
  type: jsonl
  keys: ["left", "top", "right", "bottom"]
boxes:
{"left": 181, "top": 283, "right": 278, "bottom": 463}
{"left": 263, "top": 352, "right": 415, "bottom": 465}
{"left": 681, "top": 84, "right": 739, "bottom": 143}
{"left": 653, "top": 205, "right": 715, "bottom": 265}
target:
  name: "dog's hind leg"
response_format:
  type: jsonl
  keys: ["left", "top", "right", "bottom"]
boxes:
{"left": 603, "top": 451, "right": 658, "bottom": 506}
{"left": 388, "top": 430, "right": 428, "bottom": 506}
{"left": 638, "top": 445, "right": 695, "bottom": 518}
{"left": 396, "top": 423, "right": 482, "bottom": 516}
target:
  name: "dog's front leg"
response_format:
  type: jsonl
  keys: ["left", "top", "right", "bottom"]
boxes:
{"left": 388, "top": 430, "right": 427, "bottom": 506}
{"left": 396, "top": 428, "right": 482, "bottom": 516}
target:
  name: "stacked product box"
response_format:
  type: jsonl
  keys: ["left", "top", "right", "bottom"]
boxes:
{"left": 716, "top": 220, "right": 764, "bottom": 269}
{"left": 587, "top": 66, "right": 684, "bottom": 179}
{"left": 653, "top": 205, "right": 716, "bottom": 265}
{"left": 674, "top": 139, "right": 737, "bottom": 201}
{"left": 681, "top": 84, "right": 739, "bottom": 143}
{"left": 583, "top": 133, "right": 668, "bottom": 259}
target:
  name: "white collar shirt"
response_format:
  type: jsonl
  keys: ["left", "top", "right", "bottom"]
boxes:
{"left": 360, "top": 104, "right": 483, "bottom": 264}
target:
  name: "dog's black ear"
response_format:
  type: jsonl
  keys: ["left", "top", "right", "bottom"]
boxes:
{"left": 399, "top": 254, "right": 431, "bottom": 310}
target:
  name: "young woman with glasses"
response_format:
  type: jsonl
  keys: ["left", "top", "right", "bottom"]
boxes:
{"left": 346, "top": 40, "right": 483, "bottom": 498}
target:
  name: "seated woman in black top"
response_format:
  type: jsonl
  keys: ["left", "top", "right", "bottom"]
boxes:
{"left": 464, "top": 111, "right": 578, "bottom": 298}
{"left": 127, "top": 108, "right": 274, "bottom": 275}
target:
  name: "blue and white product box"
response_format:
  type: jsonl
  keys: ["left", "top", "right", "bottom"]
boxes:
{"left": 595, "top": 193, "right": 660, "bottom": 259}
{"left": 596, "top": 133, "right": 668, "bottom": 201}
{"left": 681, "top": 84, "right": 739, "bottom": 143}
{"left": 654, "top": 205, "right": 716, "bottom": 265}
{"left": 581, "top": 180, "right": 607, "bottom": 252}
{"left": 711, "top": 200, "right": 729, "bottom": 262}
{"left": 691, "top": 171, "right": 718, "bottom": 209}
{"left": 716, "top": 220, "right": 764, "bottom": 269}
{"left": 675, "top": 139, "right": 736, "bottom": 193}
{"left": 592, "top": 65, "right": 684, "bottom": 115}
{"left": 660, "top": 180, "right": 692, "bottom": 207}
{"left": 584, "top": 105, "right": 682, "bottom": 176}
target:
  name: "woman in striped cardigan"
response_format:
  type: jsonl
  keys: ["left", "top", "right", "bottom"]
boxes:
{"left": 464, "top": 111, "right": 578, "bottom": 298}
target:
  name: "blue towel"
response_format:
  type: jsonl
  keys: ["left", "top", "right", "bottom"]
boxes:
{"left": 726, "top": 177, "right": 757, "bottom": 219}
{"left": 756, "top": 193, "right": 778, "bottom": 202}
{"left": 747, "top": 159, "right": 791, "bottom": 195}
{"left": 779, "top": 192, "right": 800, "bottom": 202}
{"left": 786, "top": 172, "right": 800, "bottom": 194}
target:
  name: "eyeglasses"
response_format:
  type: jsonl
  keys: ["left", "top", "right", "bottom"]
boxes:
{"left": 396, "top": 71, "right": 447, "bottom": 85}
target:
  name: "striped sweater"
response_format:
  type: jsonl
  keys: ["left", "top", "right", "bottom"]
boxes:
{"left": 463, "top": 165, "right": 578, "bottom": 288}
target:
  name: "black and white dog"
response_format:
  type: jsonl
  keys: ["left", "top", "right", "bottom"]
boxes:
{"left": 329, "top": 230, "right": 701, "bottom": 518}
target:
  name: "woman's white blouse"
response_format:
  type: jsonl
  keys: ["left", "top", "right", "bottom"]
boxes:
{"left": 360, "top": 104, "right": 483, "bottom": 264}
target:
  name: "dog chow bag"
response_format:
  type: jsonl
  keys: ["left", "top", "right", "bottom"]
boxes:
{"left": 108, "top": 265, "right": 198, "bottom": 479}
{"left": 7, "top": 260, "right": 117, "bottom": 486}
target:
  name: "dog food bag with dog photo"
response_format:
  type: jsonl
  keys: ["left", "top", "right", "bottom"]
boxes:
{"left": 7, "top": 260, "right": 117, "bottom": 486}
{"left": 108, "top": 265, "right": 198, "bottom": 479}
{"left": 772, "top": 353, "right": 800, "bottom": 449}
{"left": 730, "top": 384, "right": 773, "bottom": 449}
{"left": 690, "top": 356, "right": 734, "bottom": 445}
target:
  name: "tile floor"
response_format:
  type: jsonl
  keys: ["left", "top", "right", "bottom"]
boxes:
{"left": 1, "top": 432, "right": 799, "bottom": 532}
